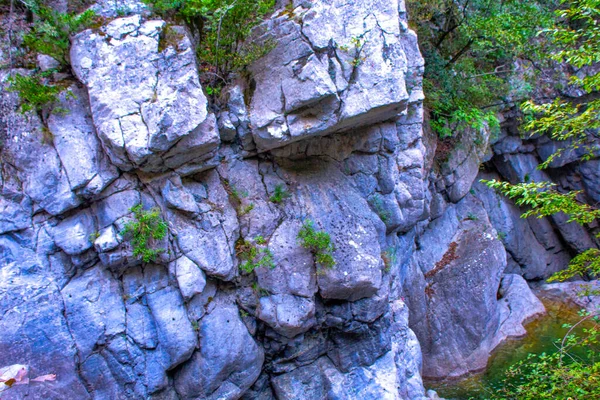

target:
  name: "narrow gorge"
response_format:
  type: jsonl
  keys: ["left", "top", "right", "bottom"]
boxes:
{"left": 0, "top": 0, "right": 598, "bottom": 399}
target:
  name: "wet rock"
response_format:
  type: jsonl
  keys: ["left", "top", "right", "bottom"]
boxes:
{"left": 536, "top": 280, "right": 600, "bottom": 313}
{"left": 493, "top": 274, "right": 546, "bottom": 345}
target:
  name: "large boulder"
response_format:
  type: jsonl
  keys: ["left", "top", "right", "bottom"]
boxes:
{"left": 71, "top": 15, "right": 219, "bottom": 172}
{"left": 407, "top": 196, "right": 507, "bottom": 378}
{"left": 248, "top": 0, "right": 418, "bottom": 151}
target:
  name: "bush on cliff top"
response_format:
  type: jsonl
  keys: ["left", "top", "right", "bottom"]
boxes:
{"left": 143, "top": 0, "right": 275, "bottom": 84}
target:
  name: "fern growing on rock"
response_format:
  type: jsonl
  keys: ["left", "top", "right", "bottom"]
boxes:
{"left": 297, "top": 220, "right": 335, "bottom": 270}
{"left": 122, "top": 205, "right": 168, "bottom": 263}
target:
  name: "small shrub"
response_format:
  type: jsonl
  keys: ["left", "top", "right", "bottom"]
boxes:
{"left": 269, "top": 184, "right": 291, "bottom": 204}
{"left": 465, "top": 212, "right": 479, "bottom": 221}
{"left": 297, "top": 220, "right": 335, "bottom": 269}
{"left": 251, "top": 281, "right": 270, "bottom": 297}
{"left": 21, "top": 0, "right": 97, "bottom": 66}
{"left": 122, "top": 204, "right": 168, "bottom": 263}
{"left": 239, "top": 203, "right": 255, "bottom": 216}
{"left": 382, "top": 247, "right": 397, "bottom": 272}
{"left": 7, "top": 73, "right": 62, "bottom": 114}
{"left": 370, "top": 194, "right": 391, "bottom": 223}
{"left": 236, "top": 238, "right": 275, "bottom": 274}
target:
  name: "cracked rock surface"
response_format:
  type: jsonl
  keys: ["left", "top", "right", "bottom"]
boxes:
{"left": 1, "top": 0, "right": 598, "bottom": 399}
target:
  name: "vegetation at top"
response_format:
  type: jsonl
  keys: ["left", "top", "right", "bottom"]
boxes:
{"left": 142, "top": 0, "right": 275, "bottom": 86}
{"left": 483, "top": 0, "right": 600, "bottom": 285}
{"left": 297, "top": 220, "right": 335, "bottom": 270}
{"left": 407, "top": 0, "right": 557, "bottom": 138}
{"left": 122, "top": 205, "right": 168, "bottom": 263}
{"left": 5, "top": 0, "right": 96, "bottom": 118}
{"left": 19, "top": 0, "right": 96, "bottom": 67}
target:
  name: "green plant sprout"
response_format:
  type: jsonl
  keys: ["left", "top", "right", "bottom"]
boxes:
{"left": 122, "top": 205, "right": 168, "bottom": 263}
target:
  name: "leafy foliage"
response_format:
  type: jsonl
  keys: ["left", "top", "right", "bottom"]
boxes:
{"left": 143, "top": 0, "right": 275, "bottom": 82}
{"left": 482, "top": 0, "right": 600, "bottom": 284}
{"left": 269, "top": 184, "right": 291, "bottom": 204}
{"left": 297, "top": 220, "right": 335, "bottom": 270}
{"left": 7, "top": 72, "right": 62, "bottom": 114}
{"left": 122, "top": 205, "right": 168, "bottom": 263}
{"left": 482, "top": 180, "right": 600, "bottom": 223}
{"left": 407, "top": 0, "right": 555, "bottom": 137}
{"left": 236, "top": 237, "right": 275, "bottom": 274}
{"left": 20, "top": 0, "right": 96, "bottom": 66}
{"left": 520, "top": 0, "right": 600, "bottom": 168}
{"left": 491, "top": 311, "right": 600, "bottom": 400}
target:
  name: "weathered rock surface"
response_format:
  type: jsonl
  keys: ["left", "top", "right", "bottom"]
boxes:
{"left": 71, "top": 15, "right": 219, "bottom": 172}
{"left": 1, "top": 0, "right": 593, "bottom": 398}
{"left": 174, "top": 303, "right": 264, "bottom": 399}
{"left": 248, "top": 0, "right": 421, "bottom": 151}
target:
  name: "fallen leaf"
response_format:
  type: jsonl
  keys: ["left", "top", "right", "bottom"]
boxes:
{"left": 3, "top": 378, "right": 16, "bottom": 387}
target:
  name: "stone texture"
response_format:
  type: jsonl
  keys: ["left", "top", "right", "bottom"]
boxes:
{"left": 248, "top": 0, "right": 414, "bottom": 151}
{"left": 71, "top": 16, "right": 219, "bottom": 172}
{"left": 256, "top": 294, "right": 316, "bottom": 338}
{"left": 174, "top": 304, "right": 264, "bottom": 399}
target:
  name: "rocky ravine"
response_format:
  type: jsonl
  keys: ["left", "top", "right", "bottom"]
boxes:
{"left": 0, "top": 0, "right": 598, "bottom": 399}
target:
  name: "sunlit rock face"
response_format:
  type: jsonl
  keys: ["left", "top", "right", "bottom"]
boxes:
{"left": 71, "top": 15, "right": 219, "bottom": 173}
{"left": 248, "top": 0, "right": 422, "bottom": 151}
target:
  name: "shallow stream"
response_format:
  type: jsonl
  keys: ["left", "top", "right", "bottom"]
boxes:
{"left": 425, "top": 300, "right": 595, "bottom": 399}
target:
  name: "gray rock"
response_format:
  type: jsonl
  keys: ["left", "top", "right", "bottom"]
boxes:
{"left": 147, "top": 286, "right": 197, "bottom": 369}
{"left": 255, "top": 220, "right": 317, "bottom": 298}
{"left": 536, "top": 280, "right": 600, "bottom": 313}
{"left": 256, "top": 294, "right": 316, "bottom": 338}
{"left": 474, "top": 174, "right": 557, "bottom": 279}
{"left": 36, "top": 54, "right": 61, "bottom": 71}
{"left": 174, "top": 304, "right": 264, "bottom": 399}
{"left": 61, "top": 267, "right": 126, "bottom": 360}
{"left": 94, "top": 225, "right": 122, "bottom": 253}
{"left": 408, "top": 196, "right": 508, "bottom": 379}
{"left": 0, "top": 76, "right": 81, "bottom": 215}
{"left": 162, "top": 176, "right": 200, "bottom": 215}
{"left": 492, "top": 274, "right": 546, "bottom": 346}
{"left": 93, "top": 189, "right": 141, "bottom": 229}
{"left": 0, "top": 189, "right": 32, "bottom": 234}
{"left": 327, "top": 315, "right": 391, "bottom": 373}
{"left": 71, "top": 16, "right": 218, "bottom": 172}
{"left": 0, "top": 263, "right": 90, "bottom": 399}
{"left": 126, "top": 301, "right": 159, "bottom": 350}
{"left": 174, "top": 255, "right": 207, "bottom": 301}
{"left": 248, "top": 0, "right": 411, "bottom": 151}
{"left": 51, "top": 209, "right": 96, "bottom": 256}
{"left": 47, "top": 85, "right": 118, "bottom": 197}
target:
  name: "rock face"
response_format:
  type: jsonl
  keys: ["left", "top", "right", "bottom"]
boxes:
{"left": 1, "top": 0, "right": 595, "bottom": 399}
{"left": 71, "top": 15, "right": 219, "bottom": 173}
{"left": 248, "top": 0, "right": 422, "bottom": 151}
